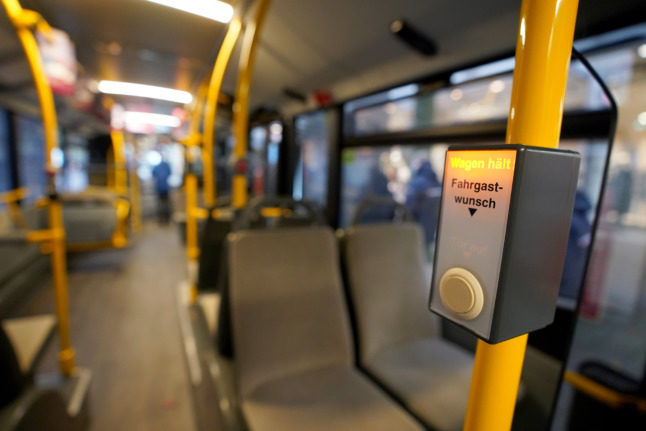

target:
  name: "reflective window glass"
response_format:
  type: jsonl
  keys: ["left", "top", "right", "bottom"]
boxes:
{"left": 16, "top": 115, "right": 47, "bottom": 202}
{"left": 293, "top": 110, "right": 336, "bottom": 208}
{"left": 553, "top": 39, "right": 646, "bottom": 430}
{"left": 0, "top": 109, "right": 11, "bottom": 194}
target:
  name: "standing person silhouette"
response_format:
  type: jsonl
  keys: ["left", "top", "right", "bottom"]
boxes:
{"left": 152, "top": 153, "right": 172, "bottom": 224}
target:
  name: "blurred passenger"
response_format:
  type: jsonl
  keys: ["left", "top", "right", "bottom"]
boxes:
{"left": 406, "top": 160, "right": 441, "bottom": 245}
{"left": 357, "top": 164, "right": 394, "bottom": 224}
{"left": 152, "top": 155, "right": 172, "bottom": 224}
{"left": 610, "top": 167, "right": 633, "bottom": 224}
{"left": 560, "top": 191, "right": 593, "bottom": 300}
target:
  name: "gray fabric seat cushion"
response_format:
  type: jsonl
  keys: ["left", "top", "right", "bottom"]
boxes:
{"left": 243, "top": 365, "right": 422, "bottom": 431}
{"left": 63, "top": 204, "right": 117, "bottom": 244}
{"left": 365, "top": 338, "right": 473, "bottom": 431}
{"left": 343, "top": 223, "right": 475, "bottom": 430}
{"left": 344, "top": 223, "right": 440, "bottom": 360}
{"left": 228, "top": 227, "right": 422, "bottom": 430}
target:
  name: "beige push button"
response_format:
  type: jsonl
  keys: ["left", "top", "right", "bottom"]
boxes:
{"left": 439, "top": 268, "right": 484, "bottom": 320}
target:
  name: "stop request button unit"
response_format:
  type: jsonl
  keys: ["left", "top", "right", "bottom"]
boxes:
{"left": 429, "top": 144, "right": 581, "bottom": 344}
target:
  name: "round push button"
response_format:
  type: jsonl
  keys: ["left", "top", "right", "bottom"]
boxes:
{"left": 439, "top": 268, "right": 484, "bottom": 320}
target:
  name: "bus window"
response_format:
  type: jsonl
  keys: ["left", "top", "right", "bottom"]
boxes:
{"left": 340, "top": 144, "right": 447, "bottom": 252}
{"left": 554, "top": 39, "right": 646, "bottom": 429}
{"left": 293, "top": 109, "right": 337, "bottom": 209}
{"left": 0, "top": 109, "right": 11, "bottom": 195}
{"left": 15, "top": 115, "right": 47, "bottom": 203}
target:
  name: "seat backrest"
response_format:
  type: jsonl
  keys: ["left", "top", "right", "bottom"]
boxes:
{"left": 228, "top": 227, "right": 353, "bottom": 397}
{"left": 343, "top": 223, "right": 440, "bottom": 361}
{"left": 0, "top": 324, "right": 25, "bottom": 408}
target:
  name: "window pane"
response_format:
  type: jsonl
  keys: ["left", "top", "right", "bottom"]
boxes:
{"left": 16, "top": 115, "right": 47, "bottom": 202}
{"left": 294, "top": 110, "right": 335, "bottom": 208}
{"left": 0, "top": 109, "right": 11, "bottom": 194}
{"left": 553, "top": 39, "right": 646, "bottom": 429}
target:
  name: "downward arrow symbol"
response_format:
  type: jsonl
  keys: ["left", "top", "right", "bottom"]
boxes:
{"left": 468, "top": 208, "right": 477, "bottom": 216}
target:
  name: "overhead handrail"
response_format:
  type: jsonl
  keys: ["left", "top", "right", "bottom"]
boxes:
{"left": 202, "top": 17, "right": 242, "bottom": 207}
{"left": 232, "top": 0, "right": 271, "bottom": 209}
{"left": 182, "top": 12, "right": 243, "bottom": 302}
{"left": 1, "top": 0, "right": 76, "bottom": 376}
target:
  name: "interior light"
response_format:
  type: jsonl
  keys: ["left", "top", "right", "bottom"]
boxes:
{"left": 98, "top": 80, "right": 193, "bottom": 104}
{"left": 638, "top": 43, "right": 646, "bottom": 59}
{"left": 146, "top": 151, "right": 163, "bottom": 166}
{"left": 144, "top": 0, "right": 233, "bottom": 23}
{"left": 51, "top": 147, "right": 64, "bottom": 169}
{"left": 123, "top": 111, "right": 181, "bottom": 128}
{"left": 638, "top": 111, "right": 646, "bottom": 127}
{"left": 450, "top": 88, "right": 463, "bottom": 101}
{"left": 489, "top": 79, "right": 506, "bottom": 94}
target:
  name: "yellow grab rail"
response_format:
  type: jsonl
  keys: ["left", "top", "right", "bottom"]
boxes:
{"left": 232, "top": 0, "right": 271, "bottom": 209}
{"left": 129, "top": 163, "right": 142, "bottom": 234}
{"left": 203, "top": 18, "right": 242, "bottom": 207}
{"left": 2, "top": 0, "right": 76, "bottom": 376}
{"left": 564, "top": 371, "right": 646, "bottom": 412}
{"left": 183, "top": 82, "right": 208, "bottom": 302}
{"left": 110, "top": 129, "right": 127, "bottom": 196}
{"left": 463, "top": 0, "right": 579, "bottom": 430}
{"left": 0, "top": 187, "right": 29, "bottom": 228}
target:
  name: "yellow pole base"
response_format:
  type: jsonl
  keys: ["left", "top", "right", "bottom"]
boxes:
{"left": 58, "top": 347, "right": 76, "bottom": 377}
{"left": 463, "top": 334, "right": 528, "bottom": 431}
{"left": 189, "top": 284, "right": 199, "bottom": 304}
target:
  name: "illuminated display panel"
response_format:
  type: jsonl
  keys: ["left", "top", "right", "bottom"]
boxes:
{"left": 431, "top": 148, "right": 517, "bottom": 338}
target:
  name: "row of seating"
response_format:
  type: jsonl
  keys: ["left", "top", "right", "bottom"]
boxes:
{"left": 218, "top": 221, "right": 475, "bottom": 430}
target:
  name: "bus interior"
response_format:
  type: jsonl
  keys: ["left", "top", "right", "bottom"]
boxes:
{"left": 1, "top": 0, "right": 646, "bottom": 430}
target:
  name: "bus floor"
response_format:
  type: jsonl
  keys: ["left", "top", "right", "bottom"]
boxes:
{"left": 7, "top": 222, "right": 196, "bottom": 431}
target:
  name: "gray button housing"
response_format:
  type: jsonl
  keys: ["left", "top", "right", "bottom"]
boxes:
{"left": 429, "top": 144, "right": 580, "bottom": 344}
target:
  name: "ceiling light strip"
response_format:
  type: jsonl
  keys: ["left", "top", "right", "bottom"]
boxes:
{"left": 98, "top": 80, "right": 193, "bottom": 104}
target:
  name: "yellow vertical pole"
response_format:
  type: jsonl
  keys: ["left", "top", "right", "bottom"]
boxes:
{"left": 184, "top": 81, "right": 207, "bottom": 302}
{"left": 106, "top": 147, "right": 115, "bottom": 189}
{"left": 2, "top": 0, "right": 76, "bottom": 375}
{"left": 232, "top": 0, "right": 271, "bottom": 209}
{"left": 110, "top": 129, "right": 129, "bottom": 246}
{"left": 110, "top": 129, "right": 127, "bottom": 196}
{"left": 203, "top": 18, "right": 242, "bottom": 207}
{"left": 129, "top": 161, "right": 142, "bottom": 234}
{"left": 463, "top": 1, "right": 579, "bottom": 430}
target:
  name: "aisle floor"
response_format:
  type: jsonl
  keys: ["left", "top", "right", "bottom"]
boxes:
{"left": 11, "top": 223, "right": 195, "bottom": 431}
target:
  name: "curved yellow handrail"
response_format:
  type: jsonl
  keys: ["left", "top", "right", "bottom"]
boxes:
{"left": 564, "top": 371, "right": 646, "bottom": 411}
{"left": 232, "top": 0, "right": 271, "bottom": 209}
{"left": 203, "top": 18, "right": 242, "bottom": 207}
{"left": 1, "top": 0, "right": 76, "bottom": 376}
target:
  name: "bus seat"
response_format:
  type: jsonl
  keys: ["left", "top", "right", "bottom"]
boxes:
{"left": 197, "top": 197, "right": 234, "bottom": 292}
{"left": 215, "top": 197, "right": 325, "bottom": 356}
{"left": 228, "top": 227, "right": 422, "bottom": 431}
{"left": 342, "top": 223, "right": 474, "bottom": 431}
{"left": 0, "top": 324, "right": 26, "bottom": 409}
{"left": 2, "top": 315, "right": 56, "bottom": 375}
{"left": 61, "top": 192, "right": 122, "bottom": 245}
{"left": 0, "top": 237, "right": 48, "bottom": 318}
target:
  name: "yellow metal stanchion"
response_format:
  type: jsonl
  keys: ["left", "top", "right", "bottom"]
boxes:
{"left": 106, "top": 147, "right": 115, "bottom": 189}
{"left": 129, "top": 164, "right": 142, "bottom": 234}
{"left": 2, "top": 0, "right": 76, "bottom": 376}
{"left": 183, "top": 81, "right": 207, "bottom": 303}
{"left": 203, "top": 18, "right": 242, "bottom": 207}
{"left": 110, "top": 129, "right": 127, "bottom": 196}
{"left": 232, "top": 0, "right": 271, "bottom": 209}
{"left": 110, "top": 129, "right": 129, "bottom": 248}
{"left": 463, "top": 0, "right": 579, "bottom": 430}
